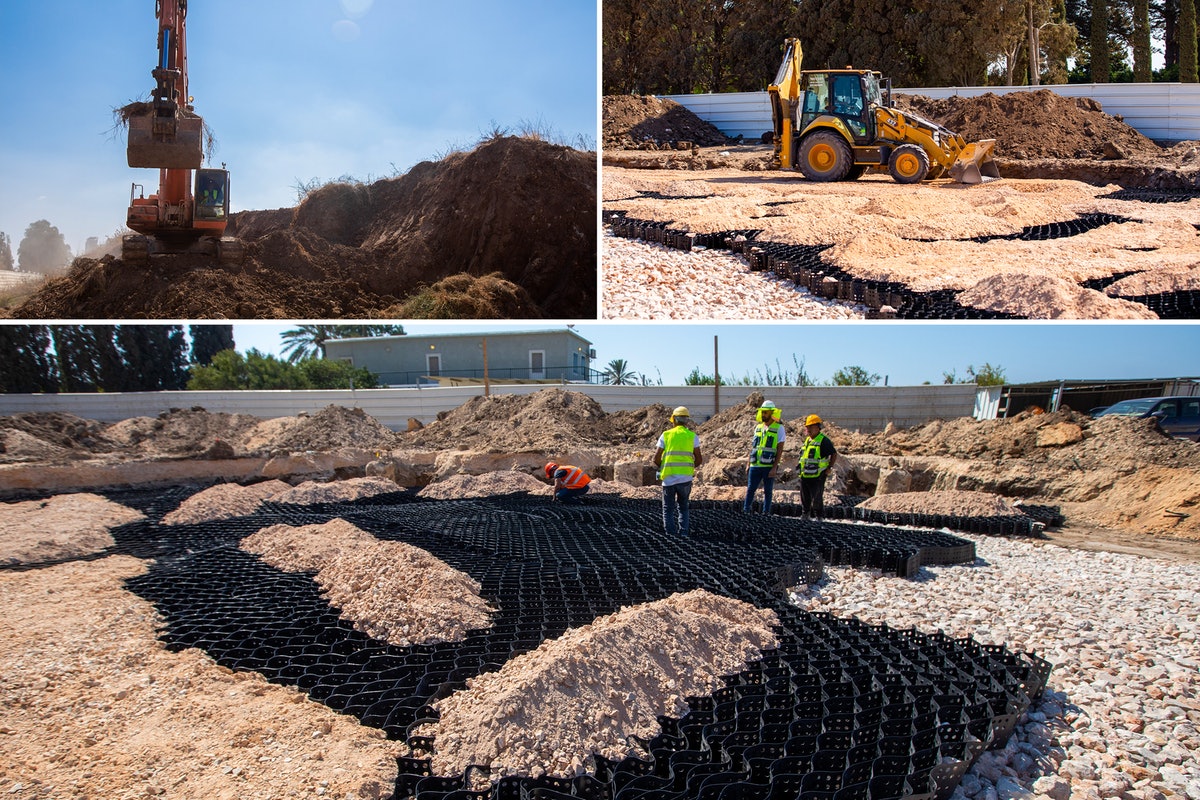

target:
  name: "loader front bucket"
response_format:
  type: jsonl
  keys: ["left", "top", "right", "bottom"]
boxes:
{"left": 948, "top": 139, "right": 1000, "bottom": 184}
{"left": 127, "top": 112, "right": 204, "bottom": 169}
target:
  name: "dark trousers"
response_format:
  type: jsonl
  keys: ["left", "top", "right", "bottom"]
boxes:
{"left": 800, "top": 474, "right": 827, "bottom": 517}
{"left": 744, "top": 466, "right": 775, "bottom": 513}
{"left": 555, "top": 485, "right": 589, "bottom": 504}
{"left": 662, "top": 482, "right": 692, "bottom": 536}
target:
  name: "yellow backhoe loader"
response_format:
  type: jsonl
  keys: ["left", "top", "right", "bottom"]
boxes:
{"left": 768, "top": 38, "right": 999, "bottom": 184}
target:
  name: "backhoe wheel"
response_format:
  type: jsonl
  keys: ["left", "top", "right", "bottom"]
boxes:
{"left": 888, "top": 144, "right": 930, "bottom": 184}
{"left": 798, "top": 131, "right": 854, "bottom": 182}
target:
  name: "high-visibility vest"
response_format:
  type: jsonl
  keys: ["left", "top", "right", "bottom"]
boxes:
{"left": 800, "top": 432, "right": 831, "bottom": 477}
{"left": 660, "top": 426, "right": 697, "bottom": 480}
{"left": 553, "top": 465, "right": 590, "bottom": 490}
{"left": 750, "top": 422, "right": 783, "bottom": 468}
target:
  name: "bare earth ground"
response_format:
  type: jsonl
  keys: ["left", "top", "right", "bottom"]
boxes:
{"left": 602, "top": 92, "right": 1200, "bottom": 319}
{"left": 1, "top": 391, "right": 1197, "bottom": 797}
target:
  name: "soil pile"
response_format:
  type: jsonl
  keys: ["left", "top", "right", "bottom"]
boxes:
{"left": 0, "top": 556, "right": 402, "bottom": 799}
{"left": 0, "top": 493, "right": 145, "bottom": 565}
{"left": 603, "top": 95, "right": 732, "bottom": 149}
{"left": 270, "top": 476, "right": 403, "bottom": 504}
{"left": 249, "top": 405, "right": 400, "bottom": 454}
{"left": 858, "top": 490, "right": 1028, "bottom": 517}
{"left": 9, "top": 136, "right": 596, "bottom": 320}
{"left": 894, "top": 90, "right": 1164, "bottom": 160}
{"left": 161, "top": 479, "right": 292, "bottom": 525}
{"left": 106, "top": 407, "right": 265, "bottom": 458}
{"left": 0, "top": 412, "right": 119, "bottom": 463}
{"left": 417, "top": 470, "right": 549, "bottom": 499}
{"left": 406, "top": 389, "right": 620, "bottom": 451}
{"left": 416, "top": 590, "right": 778, "bottom": 780}
{"left": 241, "top": 519, "right": 493, "bottom": 647}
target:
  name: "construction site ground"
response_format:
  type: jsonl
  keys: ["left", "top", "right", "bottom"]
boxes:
{"left": 3, "top": 136, "right": 596, "bottom": 321}
{"left": 602, "top": 91, "right": 1200, "bottom": 320}
{"left": 2, "top": 389, "right": 1198, "bottom": 798}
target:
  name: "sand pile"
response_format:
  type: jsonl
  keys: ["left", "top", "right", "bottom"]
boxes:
{"left": 270, "top": 476, "right": 402, "bottom": 504}
{"left": 603, "top": 95, "right": 731, "bottom": 149}
{"left": 0, "top": 556, "right": 402, "bottom": 799}
{"left": 416, "top": 589, "right": 778, "bottom": 780}
{"left": 858, "top": 490, "right": 1028, "bottom": 517}
{"left": 246, "top": 405, "right": 399, "bottom": 454}
{"left": 106, "top": 407, "right": 265, "bottom": 457}
{"left": 0, "top": 493, "right": 145, "bottom": 565}
{"left": 0, "top": 412, "right": 120, "bottom": 463}
{"left": 417, "top": 470, "right": 549, "bottom": 499}
{"left": 161, "top": 479, "right": 292, "bottom": 525}
{"left": 406, "top": 389, "right": 619, "bottom": 451}
{"left": 241, "top": 519, "right": 493, "bottom": 647}
{"left": 10, "top": 136, "right": 596, "bottom": 320}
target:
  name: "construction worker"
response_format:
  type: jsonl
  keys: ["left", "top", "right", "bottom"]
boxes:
{"left": 653, "top": 406, "right": 703, "bottom": 537}
{"left": 798, "top": 414, "right": 837, "bottom": 518}
{"left": 744, "top": 400, "right": 785, "bottom": 514}
{"left": 544, "top": 462, "right": 591, "bottom": 504}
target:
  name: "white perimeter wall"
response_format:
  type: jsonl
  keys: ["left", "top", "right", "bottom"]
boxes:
{"left": 663, "top": 83, "right": 1200, "bottom": 143}
{"left": 0, "top": 384, "right": 982, "bottom": 433}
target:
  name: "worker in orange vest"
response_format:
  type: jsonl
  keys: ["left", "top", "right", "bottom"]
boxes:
{"left": 544, "top": 462, "right": 591, "bottom": 504}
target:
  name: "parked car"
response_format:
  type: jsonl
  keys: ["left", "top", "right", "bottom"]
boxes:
{"left": 1094, "top": 396, "right": 1200, "bottom": 441}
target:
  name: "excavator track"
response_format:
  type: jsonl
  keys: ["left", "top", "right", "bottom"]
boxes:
{"left": 216, "top": 237, "right": 245, "bottom": 266}
{"left": 121, "top": 234, "right": 151, "bottom": 266}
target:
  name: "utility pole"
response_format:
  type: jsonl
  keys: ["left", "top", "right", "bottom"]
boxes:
{"left": 482, "top": 337, "right": 490, "bottom": 397}
{"left": 714, "top": 335, "right": 720, "bottom": 417}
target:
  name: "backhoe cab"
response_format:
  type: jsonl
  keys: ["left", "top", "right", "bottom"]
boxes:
{"left": 768, "top": 38, "right": 999, "bottom": 184}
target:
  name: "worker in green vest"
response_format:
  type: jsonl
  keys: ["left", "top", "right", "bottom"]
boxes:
{"left": 653, "top": 406, "right": 703, "bottom": 537}
{"left": 799, "top": 414, "right": 838, "bottom": 517}
{"left": 744, "top": 400, "right": 785, "bottom": 514}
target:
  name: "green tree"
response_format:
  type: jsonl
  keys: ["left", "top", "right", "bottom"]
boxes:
{"left": 0, "top": 325, "right": 58, "bottom": 393}
{"left": 684, "top": 367, "right": 719, "bottom": 386}
{"left": 1182, "top": 0, "right": 1199, "bottom": 81}
{"left": 1132, "top": 0, "right": 1153, "bottom": 79}
{"left": 1090, "top": 0, "right": 1112, "bottom": 80}
{"left": 189, "top": 325, "right": 235, "bottom": 366}
{"left": 943, "top": 363, "right": 1008, "bottom": 385}
{"left": 17, "top": 220, "right": 72, "bottom": 274}
{"left": 0, "top": 232, "right": 13, "bottom": 271}
{"left": 298, "top": 359, "right": 379, "bottom": 389}
{"left": 831, "top": 365, "right": 881, "bottom": 386}
{"left": 118, "top": 326, "right": 189, "bottom": 391}
{"left": 280, "top": 324, "right": 406, "bottom": 363}
{"left": 51, "top": 325, "right": 121, "bottom": 393}
{"left": 188, "top": 349, "right": 380, "bottom": 390}
{"left": 602, "top": 358, "right": 637, "bottom": 385}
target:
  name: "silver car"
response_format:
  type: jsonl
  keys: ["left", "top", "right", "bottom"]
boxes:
{"left": 1095, "top": 396, "right": 1200, "bottom": 442}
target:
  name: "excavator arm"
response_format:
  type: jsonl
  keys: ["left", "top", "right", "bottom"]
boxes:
{"left": 127, "top": 0, "right": 203, "bottom": 169}
{"left": 767, "top": 38, "right": 803, "bottom": 169}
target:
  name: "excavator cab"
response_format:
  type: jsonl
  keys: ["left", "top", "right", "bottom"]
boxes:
{"left": 194, "top": 168, "right": 229, "bottom": 223}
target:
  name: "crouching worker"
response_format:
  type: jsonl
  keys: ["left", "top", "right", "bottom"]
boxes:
{"left": 544, "top": 462, "right": 591, "bottom": 504}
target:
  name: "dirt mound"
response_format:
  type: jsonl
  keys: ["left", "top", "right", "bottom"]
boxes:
{"left": 418, "top": 470, "right": 548, "bottom": 500}
{"left": 417, "top": 589, "right": 778, "bottom": 780}
{"left": 270, "top": 476, "right": 402, "bottom": 504}
{"left": 894, "top": 90, "right": 1165, "bottom": 161}
{"left": 9, "top": 137, "right": 595, "bottom": 320}
{"left": 385, "top": 272, "right": 541, "bottom": 319}
{"left": 405, "top": 389, "right": 616, "bottom": 451}
{"left": 0, "top": 412, "right": 118, "bottom": 462}
{"left": 858, "top": 490, "right": 1028, "bottom": 517}
{"left": 106, "top": 407, "right": 266, "bottom": 458}
{"left": 956, "top": 274, "right": 1160, "bottom": 320}
{"left": 161, "top": 480, "right": 293, "bottom": 525}
{"left": 252, "top": 405, "right": 399, "bottom": 454}
{"left": 0, "top": 493, "right": 146, "bottom": 565}
{"left": 241, "top": 519, "right": 493, "bottom": 647}
{"left": 604, "top": 95, "right": 732, "bottom": 149}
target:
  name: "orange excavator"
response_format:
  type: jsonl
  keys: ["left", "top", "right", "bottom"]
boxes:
{"left": 122, "top": 0, "right": 242, "bottom": 265}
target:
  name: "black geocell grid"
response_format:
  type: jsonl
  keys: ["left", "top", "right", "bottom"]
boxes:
{"left": 605, "top": 199, "right": 1200, "bottom": 320}
{"left": 82, "top": 488, "right": 1052, "bottom": 800}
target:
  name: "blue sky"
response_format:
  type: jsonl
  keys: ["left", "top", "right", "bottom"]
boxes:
{"left": 0, "top": 1, "right": 598, "bottom": 253}
{"left": 230, "top": 322, "right": 1200, "bottom": 386}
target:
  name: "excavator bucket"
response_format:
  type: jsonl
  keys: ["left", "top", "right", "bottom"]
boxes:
{"left": 949, "top": 138, "right": 1000, "bottom": 184}
{"left": 127, "top": 112, "right": 204, "bottom": 169}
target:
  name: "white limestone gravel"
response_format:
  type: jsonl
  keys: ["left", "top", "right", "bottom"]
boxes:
{"left": 601, "top": 229, "right": 869, "bottom": 320}
{"left": 790, "top": 533, "right": 1200, "bottom": 800}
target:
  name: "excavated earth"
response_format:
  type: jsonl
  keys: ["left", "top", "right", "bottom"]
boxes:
{"left": 7, "top": 136, "right": 596, "bottom": 320}
{"left": 3, "top": 389, "right": 1199, "bottom": 798}
{"left": 602, "top": 90, "right": 1200, "bottom": 319}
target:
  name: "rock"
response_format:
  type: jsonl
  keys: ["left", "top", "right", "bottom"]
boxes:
{"left": 1033, "top": 776, "right": 1072, "bottom": 800}
{"left": 997, "top": 775, "right": 1034, "bottom": 800}
{"left": 1035, "top": 422, "right": 1085, "bottom": 448}
{"left": 875, "top": 467, "right": 912, "bottom": 495}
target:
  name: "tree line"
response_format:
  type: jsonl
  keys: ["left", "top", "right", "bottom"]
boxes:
{"left": 602, "top": 356, "right": 1007, "bottom": 386}
{"left": 603, "top": 0, "right": 1197, "bottom": 95}
{"left": 0, "top": 325, "right": 382, "bottom": 394}
{"left": 0, "top": 221, "right": 74, "bottom": 274}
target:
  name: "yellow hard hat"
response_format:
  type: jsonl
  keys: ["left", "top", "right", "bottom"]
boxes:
{"left": 805, "top": 414, "right": 823, "bottom": 426}
{"left": 670, "top": 406, "right": 690, "bottom": 424}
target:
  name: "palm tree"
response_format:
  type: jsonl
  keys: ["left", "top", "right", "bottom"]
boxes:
{"left": 280, "top": 324, "right": 406, "bottom": 363}
{"left": 603, "top": 358, "right": 636, "bottom": 385}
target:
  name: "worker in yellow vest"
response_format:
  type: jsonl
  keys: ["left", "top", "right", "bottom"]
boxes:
{"left": 544, "top": 462, "right": 591, "bottom": 504}
{"left": 799, "top": 414, "right": 838, "bottom": 517}
{"left": 744, "top": 400, "right": 785, "bottom": 514}
{"left": 653, "top": 406, "right": 703, "bottom": 537}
